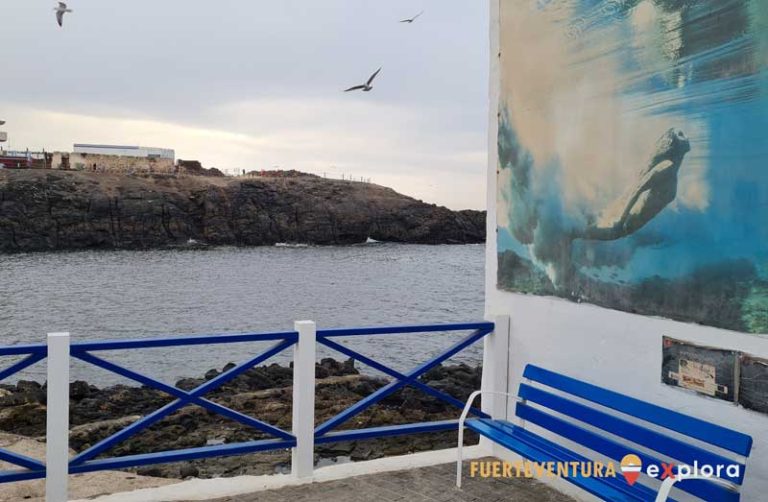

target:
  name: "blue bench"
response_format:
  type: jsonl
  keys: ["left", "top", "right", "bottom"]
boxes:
{"left": 456, "top": 365, "right": 753, "bottom": 501}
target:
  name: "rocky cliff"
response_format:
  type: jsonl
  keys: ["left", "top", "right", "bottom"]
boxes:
{"left": 0, "top": 170, "right": 485, "bottom": 252}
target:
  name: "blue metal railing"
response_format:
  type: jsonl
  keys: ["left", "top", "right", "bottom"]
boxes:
{"left": 314, "top": 322, "right": 493, "bottom": 444}
{"left": 67, "top": 331, "right": 298, "bottom": 474}
{"left": 0, "top": 344, "right": 48, "bottom": 483}
{"left": 0, "top": 321, "right": 494, "bottom": 485}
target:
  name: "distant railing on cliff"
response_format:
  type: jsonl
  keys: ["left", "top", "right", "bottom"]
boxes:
{"left": 0, "top": 319, "right": 510, "bottom": 502}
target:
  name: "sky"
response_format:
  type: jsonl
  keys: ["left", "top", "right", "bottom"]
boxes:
{"left": 0, "top": 1, "right": 489, "bottom": 210}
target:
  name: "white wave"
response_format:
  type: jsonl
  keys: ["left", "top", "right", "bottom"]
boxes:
{"left": 274, "top": 242, "right": 310, "bottom": 248}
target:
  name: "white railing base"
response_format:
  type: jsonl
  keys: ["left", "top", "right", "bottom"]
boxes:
{"left": 46, "top": 332, "right": 71, "bottom": 502}
{"left": 70, "top": 446, "right": 486, "bottom": 502}
{"left": 291, "top": 321, "right": 317, "bottom": 479}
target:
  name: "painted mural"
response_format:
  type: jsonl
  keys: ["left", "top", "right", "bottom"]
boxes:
{"left": 496, "top": 0, "right": 768, "bottom": 334}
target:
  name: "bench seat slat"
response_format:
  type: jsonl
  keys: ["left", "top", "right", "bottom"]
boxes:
{"left": 482, "top": 420, "right": 737, "bottom": 502}
{"left": 518, "top": 384, "right": 745, "bottom": 485}
{"left": 515, "top": 404, "right": 741, "bottom": 502}
{"left": 467, "top": 419, "right": 664, "bottom": 502}
{"left": 523, "top": 365, "right": 752, "bottom": 457}
{"left": 480, "top": 419, "right": 663, "bottom": 501}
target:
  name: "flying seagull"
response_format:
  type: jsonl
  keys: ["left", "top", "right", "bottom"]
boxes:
{"left": 344, "top": 68, "right": 382, "bottom": 93}
{"left": 54, "top": 2, "right": 72, "bottom": 27}
{"left": 400, "top": 11, "right": 424, "bottom": 23}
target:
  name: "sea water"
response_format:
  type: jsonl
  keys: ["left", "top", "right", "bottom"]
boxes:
{"left": 0, "top": 243, "right": 484, "bottom": 384}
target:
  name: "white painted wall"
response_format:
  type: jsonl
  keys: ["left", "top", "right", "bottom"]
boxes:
{"left": 485, "top": 1, "right": 768, "bottom": 500}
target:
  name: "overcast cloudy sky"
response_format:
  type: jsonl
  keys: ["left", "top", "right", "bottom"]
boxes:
{"left": 0, "top": 1, "right": 489, "bottom": 209}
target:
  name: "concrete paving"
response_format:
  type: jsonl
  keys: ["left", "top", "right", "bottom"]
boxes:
{"left": 0, "top": 433, "right": 174, "bottom": 502}
{"left": 202, "top": 461, "right": 576, "bottom": 502}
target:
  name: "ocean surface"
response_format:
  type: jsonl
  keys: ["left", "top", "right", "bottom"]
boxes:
{"left": 0, "top": 243, "right": 485, "bottom": 384}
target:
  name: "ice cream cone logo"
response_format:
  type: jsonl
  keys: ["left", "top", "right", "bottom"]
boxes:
{"left": 621, "top": 454, "right": 642, "bottom": 486}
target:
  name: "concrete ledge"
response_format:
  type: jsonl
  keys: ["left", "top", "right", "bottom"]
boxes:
{"left": 73, "top": 445, "right": 488, "bottom": 502}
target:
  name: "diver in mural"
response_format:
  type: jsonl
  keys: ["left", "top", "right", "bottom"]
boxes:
{"left": 576, "top": 128, "right": 691, "bottom": 241}
{"left": 497, "top": 109, "right": 692, "bottom": 289}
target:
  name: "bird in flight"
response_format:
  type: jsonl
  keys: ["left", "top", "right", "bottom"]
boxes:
{"left": 400, "top": 11, "right": 424, "bottom": 23}
{"left": 54, "top": 2, "right": 72, "bottom": 27}
{"left": 344, "top": 68, "right": 382, "bottom": 93}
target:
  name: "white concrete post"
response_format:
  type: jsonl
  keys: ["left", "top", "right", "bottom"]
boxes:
{"left": 479, "top": 316, "right": 510, "bottom": 454}
{"left": 291, "top": 321, "right": 316, "bottom": 479}
{"left": 46, "top": 333, "right": 70, "bottom": 502}
{"left": 481, "top": 315, "right": 511, "bottom": 419}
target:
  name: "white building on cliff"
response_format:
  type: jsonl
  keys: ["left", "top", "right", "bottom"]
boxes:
{"left": 51, "top": 144, "right": 176, "bottom": 174}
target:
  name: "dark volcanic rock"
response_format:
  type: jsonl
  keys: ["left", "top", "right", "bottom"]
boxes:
{"left": 180, "top": 464, "right": 200, "bottom": 478}
{"left": 0, "top": 170, "right": 486, "bottom": 252}
{"left": 177, "top": 160, "right": 226, "bottom": 178}
{"left": 0, "top": 381, "right": 46, "bottom": 407}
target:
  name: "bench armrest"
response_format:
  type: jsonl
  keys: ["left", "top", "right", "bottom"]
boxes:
{"left": 655, "top": 475, "right": 739, "bottom": 502}
{"left": 459, "top": 390, "right": 515, "bottom": 428}
{"left": 456, "top": 390, "right": 515, "bottom": 489}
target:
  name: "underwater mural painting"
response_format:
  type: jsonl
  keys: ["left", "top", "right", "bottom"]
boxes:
{"left": 496, "top": 0, "right": 768, "bottom": 334}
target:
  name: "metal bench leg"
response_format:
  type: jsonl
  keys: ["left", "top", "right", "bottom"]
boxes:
{"left": 457, "top": 390, "right": 482, "bottom": 489}
{"left": 456, "top": 422, "right": 464, "bottom": 488}
{"left": 456, "top": 390, "right": 513, "bottom": 489}
{"left": 655, "top": 474, "right": 738, "bottom": 502}
{"left": 654, "top": 477, "right": 676, "bottom": 502}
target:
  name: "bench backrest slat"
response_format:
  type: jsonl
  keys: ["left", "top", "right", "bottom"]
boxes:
{"left": 515, "top": 402, "right": 741, "bottom": 502}
{"left": 523, "top": 365, "right": 753, "bottom": 457}
{"left": 518, "top": 384, "right": 745, "bottom": 485}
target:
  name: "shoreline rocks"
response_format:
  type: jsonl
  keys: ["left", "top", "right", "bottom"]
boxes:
{"left": 0, "top": 170, "right": 486, "bottom": 253}
{"left": 0, "top": 359, "right": 481, "bottom": 479}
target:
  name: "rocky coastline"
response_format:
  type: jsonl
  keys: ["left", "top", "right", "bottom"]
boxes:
{"left": 0, "top": 170, "right": 485, "bottom": 253}
{"left": 0, "top": 359, "right": 481, "bottom": 479}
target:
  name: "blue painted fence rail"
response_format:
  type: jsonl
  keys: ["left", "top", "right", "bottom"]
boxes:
{"left": 0, "top": 321, "right": 494, "bottom": 485}
{"left": 314, "top": 323, "right": 493, "bottom": 442}
{"left": 0, "top": 343, "right": 49, "bottom": 483}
